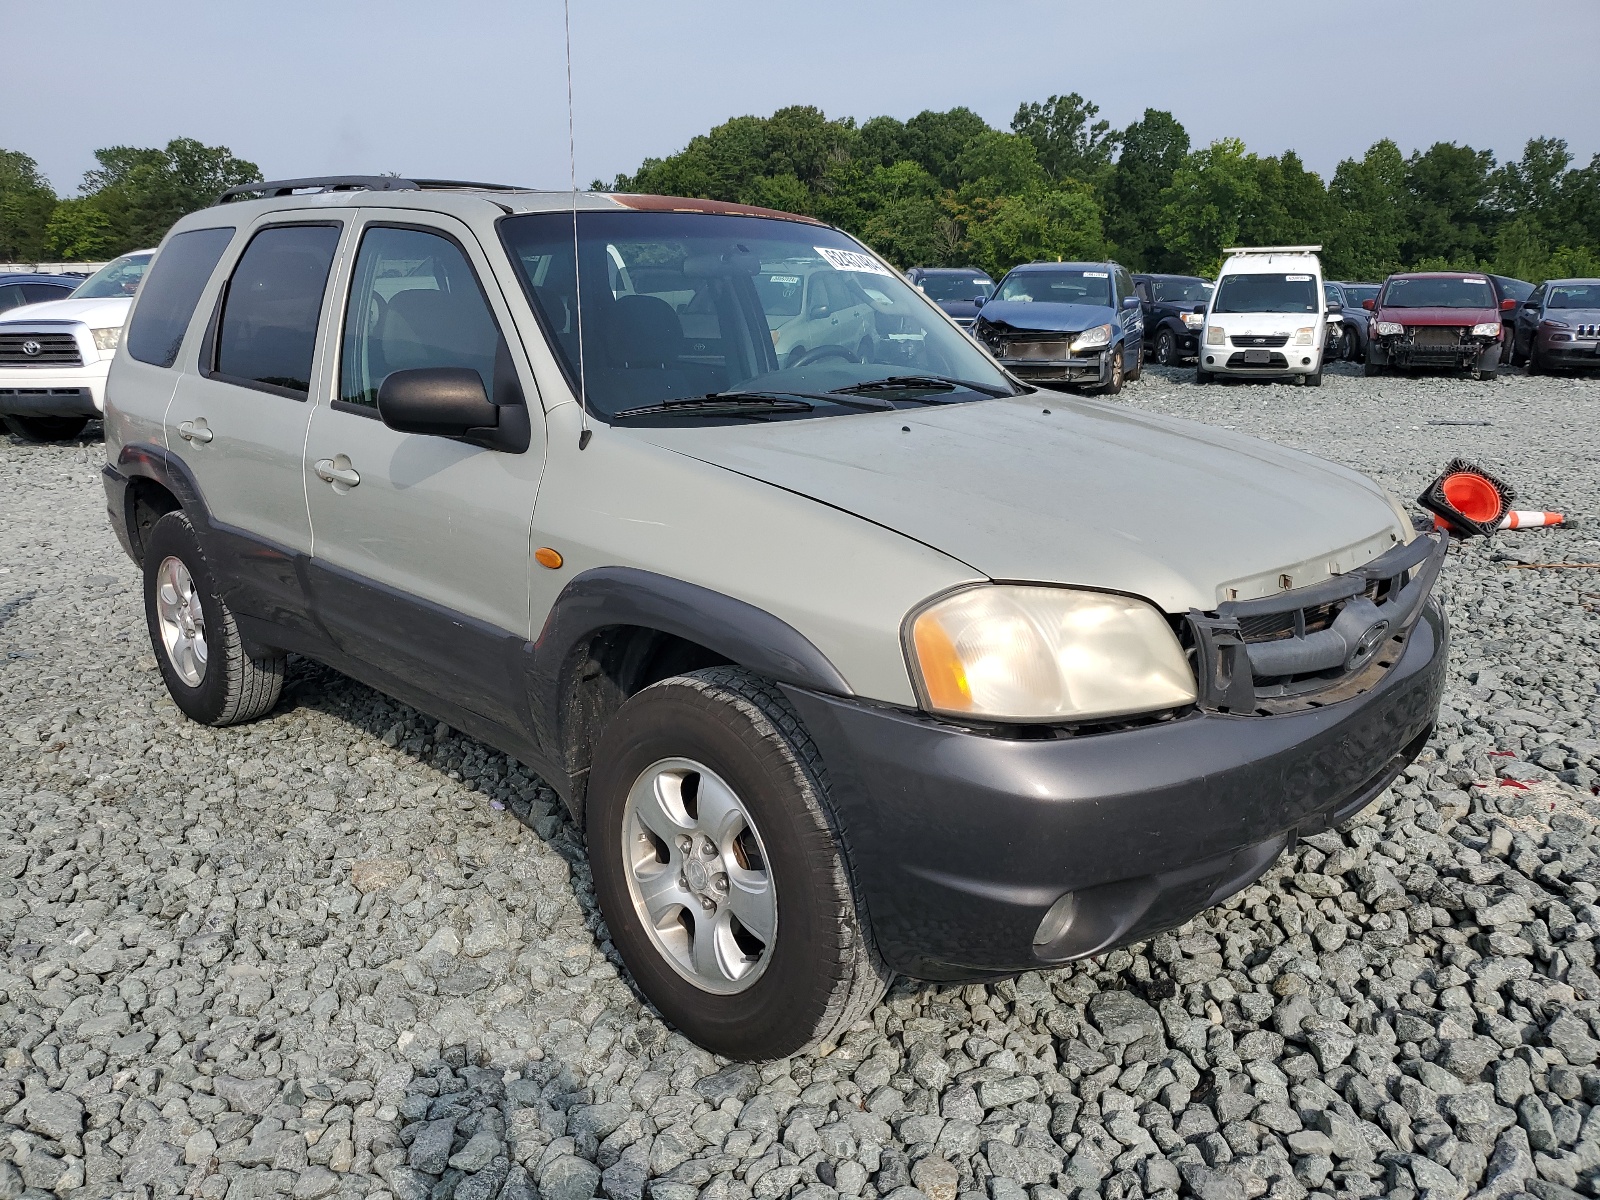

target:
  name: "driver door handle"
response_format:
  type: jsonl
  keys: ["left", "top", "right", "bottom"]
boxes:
{"left": 177, "top": 419, "right": 212, "bottom": 444}
{"left": 313, "top": 457, "right": 361, "bottom": 488}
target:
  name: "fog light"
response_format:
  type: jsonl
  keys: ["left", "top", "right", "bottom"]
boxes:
{"left": 1302, "top": 357, "right": 1311, "bottom": 365}
{"left": 1033, "top": 892, "right": 1078, "bottom": 947}
{"left": 1205, "top": 355, "right": 1215, "bottom": 365}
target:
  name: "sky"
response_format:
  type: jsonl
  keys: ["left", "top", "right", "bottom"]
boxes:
{"left": 8, "top": 0, "right": 1599, "bottom": 196}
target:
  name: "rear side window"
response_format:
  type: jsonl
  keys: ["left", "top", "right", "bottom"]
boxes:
{"left": 0, "top": 285, "right": 26, "bottom": 312}
{"left": 21, "top": 282, "right": 73, "bottom": 304}
{"left": 212, "top": 224, "right": 341, "bottom": 398}
{"left": 126, "top": 227, "right": 236, "bottom": 368}
{"left": 339, "top": 225, "right": 500, "bottom": 409}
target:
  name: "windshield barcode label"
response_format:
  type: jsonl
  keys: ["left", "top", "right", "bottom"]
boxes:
{"left": 815, "top": 246, "right": 892, "bottom": 276}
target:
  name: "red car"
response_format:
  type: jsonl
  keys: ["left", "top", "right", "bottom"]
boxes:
{"left": 1363, "top": 272, "right": 1508, "bottom": 380}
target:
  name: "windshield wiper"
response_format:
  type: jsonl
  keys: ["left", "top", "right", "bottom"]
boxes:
{"left": 612, "top": 393, "right": 815, "bottom": 420}
{"left": 830, "top": 374, "right": 1015, "bottom": 399}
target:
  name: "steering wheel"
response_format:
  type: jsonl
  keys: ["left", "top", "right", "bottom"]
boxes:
{"left": 790, "top": 343, "right": 860, "bottom": 368}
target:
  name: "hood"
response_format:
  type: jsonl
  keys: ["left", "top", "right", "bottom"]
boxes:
{"left": 1544, "top": 308, "right": 1600, "bottom": 324}
{"left": 0, "top": 295, "right": 132, "bottom": 327}
{"left": 633, "top": 395, "right": 1408, "bottom": 612}
{"left": 1375, "top": 305, "right": 1496, "bottom": 326}
{"left": 936, "top": 298, "right": 983, "bottom": 319}
{"left": 976, "top": 300, "right": 1115, "bottom": 333}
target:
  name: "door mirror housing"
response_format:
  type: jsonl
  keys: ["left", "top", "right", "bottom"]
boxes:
{"left": 1362, "top": 298, "right": 1376, "bottom": 310}
{"left": 1499, "top": 297, "right": 1518, "bottom": 312}
{"left": 808, "top": 303, "right": 829, "bottom": 320}
{"left": 377, "top": 367, "right": 529, "bottom": 453}
{"left": 1325, "top": 301, "right": 1343, "bottom": 314}
{"left": 1121, "top": 296, "right": 1141, "bottom": 309}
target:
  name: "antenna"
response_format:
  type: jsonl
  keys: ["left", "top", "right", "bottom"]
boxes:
{"left": 564, "top": 0, "right": 591, "bottom": 450}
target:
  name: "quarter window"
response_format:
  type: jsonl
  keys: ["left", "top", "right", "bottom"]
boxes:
{"left": 339, "top": 226, "right": 500, "bottom": 409}
{"left": 21, "top": 283, "right": 73, "bottom": 305}
{"left": 126, "top": 227, "right": 236, "bottom": 368}
{"left": 0, "top": 285, "right": 26, "bottom": 312}
{"left": 213, "top": 224, "right": 341, "bottom": 398}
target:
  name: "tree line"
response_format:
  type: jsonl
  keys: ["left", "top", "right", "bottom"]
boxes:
{"left": 4, "top": 101, "right": 1598, "bottom": 284}
{"left": 0, "top": 139, "right": 258, "bottom": 262}
{"left": 610, "top": 97, "right": 1600, "bottom": 282}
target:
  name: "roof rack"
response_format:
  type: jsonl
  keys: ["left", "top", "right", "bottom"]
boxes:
{"left": 217, "top": 176, "right": 530, "bottom": 204}
{"left": 1222, "top": 245, "right": 1322, "bottom": 255}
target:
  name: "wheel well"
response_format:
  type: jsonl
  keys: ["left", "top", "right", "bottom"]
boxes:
{"left": 559, "top": 626, "right": 732, "bottom": 816}
{"left": 125, "top": 477, "right": 182, "bottom": 565}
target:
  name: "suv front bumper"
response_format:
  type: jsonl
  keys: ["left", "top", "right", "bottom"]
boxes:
{"left": 0, "top": 362, "right": 108, "bottom": 418}
{"left": 783, "top": 596, "right": 1446, "bottom": 980}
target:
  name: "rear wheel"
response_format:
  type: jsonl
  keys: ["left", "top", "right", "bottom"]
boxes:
{"left": 3, "top": 415, "right": 89, "bottom": 442}
{"left": 143, "top": 511, "right": 285, "bottom": 726}
{"left": 1155, "top": 329, "right": 1177, "bottom": 365}
{"left": 586, "top": 667, "right": 888, "bottom": 1060}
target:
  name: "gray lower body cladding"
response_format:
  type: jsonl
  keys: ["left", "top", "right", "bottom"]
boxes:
{"left": 0, "top": 387, "right": 98, "bottom": 417}
{"left": 783, "top": 598, "right": 1447, "bottom": 981}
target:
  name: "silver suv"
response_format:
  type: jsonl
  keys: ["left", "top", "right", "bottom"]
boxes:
{"left": 102, "top": 176, "right": 1448, "bottom": 1060}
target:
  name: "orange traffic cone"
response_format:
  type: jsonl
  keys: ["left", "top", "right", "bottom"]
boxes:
{"left": 1498, "top": 510, "right": 1565, "bottom": 529}
{"left": 1420, "top": 459, "right": 1515, "bottom": 537}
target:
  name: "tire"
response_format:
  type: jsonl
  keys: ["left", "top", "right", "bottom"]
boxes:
{"left": 1363, "top": 351, "right": 1386, "bottom": 377}
{"left": 143, "top": 510, "right": 285, "bottom": 726}
{"left": 586, "top": 667, "right": 888, "bottom": 1060}
{"left": 4, "top": 415, "right": 89, "bottom": 442}
{"left": 1094, "top": 347, "right": 1125, "bottom": 395}
{"left": 1155, "top": 328, "right": 1177, "bottom": 366}
{"left": 1302, "top": 364, "right": 1323, "bottom": 387}
{"left": 1526, "top": 342, "right": 1543, "bottom": 375}
{"left": 1194, "top": 365, "right": 1212, "bottom": 384}
{"left": 1126, "top": 344, "right": 1143, "bottom": 381}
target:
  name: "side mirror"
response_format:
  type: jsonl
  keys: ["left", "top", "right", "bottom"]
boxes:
{"left": 1362, "top": 298, "right": 1376, "bottom": 310}
{"left": 973, "top": 294, "right": 987, "bottom": 306}
{"left": 1500, "top": 297, "right": 1518, "bottom": 312}
{"left": 808, "top": 304, "right": 829, "bottom": 320}
{"left": 1121, "top": 296, "right": 1140, "bottom": 309}
{"left": 1326, "top": 301, "right": 1343, "bottom": 314}
{"left": 379, "top": 367, "right": 526, "bottom": 452}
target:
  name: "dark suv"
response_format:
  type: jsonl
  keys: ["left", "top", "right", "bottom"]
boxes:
{"left": 905, "top": 266, "right": 994, "bottom": 328}
{"left": 1132, "top": 273, "right": 1211, "bottom": 364}
{"left": 974, "top": 261, "right": 1145, "bottom": 393}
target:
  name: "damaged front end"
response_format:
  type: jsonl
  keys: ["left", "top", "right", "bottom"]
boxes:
{"left": 976, "top": 324, "right": 1109, "bottom": 387}
{"left": 1186, "top": 529, "right": 1448, "bottom": 717}
{"left": 1371, "top": 324, "right": 1497, "bottom": 371}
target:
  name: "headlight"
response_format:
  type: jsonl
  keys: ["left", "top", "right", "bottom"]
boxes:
{"left": 91, "top": 326, "right": 122, "bottom": 351}
{"left": 1375, "top": 321, "right": 1405, "bottom": 336}
{"left": 1293, "top": 327, "right": 1315, "bottom": 345}
{"left": 1541, "top": 319, "right": 1570, "bottom": 329}
{"left": 1183, "top": 312, "right": 1205, "bottom": 330}
{"left": 1070, "top": 324, "right": 1112, "bottom": 353}
{"left": 906, "top": 585, "right": 1197, "bottom": 722}
{"left": 1205, "top": 325, "right": 1225, "bottom": 346}
{"left": 1470, "top": 322, "right": 1501, "bottom": 338}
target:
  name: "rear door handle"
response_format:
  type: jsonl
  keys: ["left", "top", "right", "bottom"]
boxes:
{"left": 177, "top": 419, "right": 212, "bottom": 443}
{"left": 313, "top": 456, "right": 360, "bottom": 488}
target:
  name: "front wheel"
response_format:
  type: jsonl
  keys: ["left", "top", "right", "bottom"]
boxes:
{"left": 1194, "top": 365, "right": 1212, "bottom": 385}
{"left": 1155, "top": 329, "right": 1177, "bottom": 365}
{"left": 586, "top": 668, "right": 888, "bottom": 1060}
{"left": 1301, "top": 364, "right": 1323, "bottom": 387}
{"left": 1094, "top": 347, "right": 1125, "bottom": 395}
{"left": 143, "top": 511, "right": 285, "bottom": 726}
{"left": 4, "top": 415, "right": 89, "bottom": 442}
{"left": 1526, "top": 342, "right": 1544, "bottom": 375}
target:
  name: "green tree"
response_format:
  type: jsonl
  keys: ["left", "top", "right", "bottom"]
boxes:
{"left": 963, "top": 185, "right": 1106, "bottom": 279}
{"left": 1400, "top": 141, "right": 1496, "bottom": 266}
{"left": 1155, "top": 139, "right": 1263, "bottom": 276}
{"left": 80, "top": 138, "right": 259, "bottom": 253}
{"left": 0, "top": 149, "right": 58, "bottom": 261}
{"left": 1324, "top": 140, "right": 1408, "bottom": 280}
{"left": 1104, "top": 110, "right": 1189, "bottom": 271}
{"left": 954, "top": 130, "right": 1046, "bottom": 197}
{"left": 43, "top": 197, "right": 115, "bottom": 260}
{"left": 902, "top": 107, "right": 992, "bottom": 189}
{"left": 1010, "top": 93, "right": 1118, "bottom": 185}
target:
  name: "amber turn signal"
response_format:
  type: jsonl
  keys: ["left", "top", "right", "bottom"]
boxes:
{"left": 534, "top": 547, "right": 564, "bottom": 570}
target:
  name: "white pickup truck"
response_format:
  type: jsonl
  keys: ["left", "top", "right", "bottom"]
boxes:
{"left": 0, "top": 250, "right": 153, "bottom": 441}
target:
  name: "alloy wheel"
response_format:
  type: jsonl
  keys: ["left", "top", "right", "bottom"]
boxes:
{"left": 620, "top": 757, "right": 777, "bottom": 994}
{"left": 155, "top": 556, "right": 208, "bottom": 686}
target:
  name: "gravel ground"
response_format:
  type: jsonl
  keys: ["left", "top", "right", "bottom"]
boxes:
{"left": 2, "top": 364, "right": 1599, "bottom": 1200}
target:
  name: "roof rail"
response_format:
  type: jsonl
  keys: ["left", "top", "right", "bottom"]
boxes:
{"left": 1222, "top": 245, "right": 1322, "bottom": 255}
{"left": 217, "top": 176, "right": 529, "bottom": 204}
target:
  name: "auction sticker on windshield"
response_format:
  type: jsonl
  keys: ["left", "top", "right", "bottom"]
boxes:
{"left": 1084, "top": 271, "right": 1108, "bottom": 278}
{"left": 1287, "top": 275, "right": 1311, "bottom": 281}
{"left": 816, "top": 246, "right": 892, "bottom": 276}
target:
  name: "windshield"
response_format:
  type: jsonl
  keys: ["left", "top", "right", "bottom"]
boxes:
{"left": 995, "top": 270, "right": 1112, "bottom": 306}
{"left": 1547, "top": 284, "right": 1600, "bottom": 309}
{"left": 1382, "top": 276, "right": 1495, "bottom": 309}
{"left": 1212, "top": 272, "right": 1319, "bottom": 314}
{"left": 1152, "top": 277, "right": 1212, "bottom": 303}
{"left": 918, "top": 272, "right": 993, "bottom": 302}
{"left": 73, "top": 253, "right": 153, "bottom": 299}
{"left": 500, "top": 212, "right": 1017, "bottom": 421}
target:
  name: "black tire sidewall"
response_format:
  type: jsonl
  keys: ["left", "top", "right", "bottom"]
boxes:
{"left": 5, "top": 415, "right": 88, "bottom": 442}
{"left": 143, "top": 512, "right": 234, "bottom": 725}
{"left": 587, "top": 678, "right": 856, "bottom": 1060}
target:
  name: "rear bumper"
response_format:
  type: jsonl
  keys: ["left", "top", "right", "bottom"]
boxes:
{"left": 0, "top": 362, "right": 108, "bottom": 415}
{"left": 784, "top": 598, "right": 1447, "bottom": 980}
